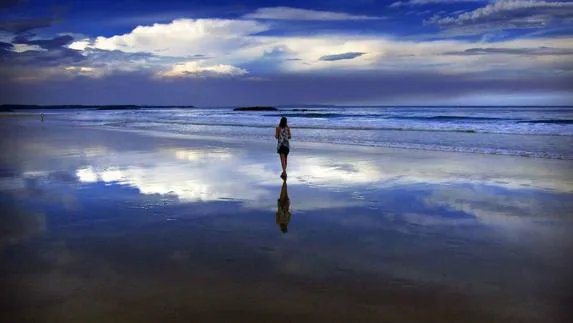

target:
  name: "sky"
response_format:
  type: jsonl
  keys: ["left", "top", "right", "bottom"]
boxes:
{"left": 0, "top": 0, "right": 572, "bottom": 106}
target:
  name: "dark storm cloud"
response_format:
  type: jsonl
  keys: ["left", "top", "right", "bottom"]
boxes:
{"left": 443, "top": 47, "right": 573, "bottom": 56}
{"left": 0, "top": 47, "right": 85, "bottom": 66}
{"left": 319, "top": 52, "right": 364, "bottom": 61}
{"left": 0, "top": 41, "right": 13, "bottom": 50}
{"left": 0, "top": 36, "right": 184, "bottom": 77}
{"left": 0, "top": 17, "right": 57, "bottom": 33}
{"left": 12, "top": 35, "right": 74, "bottom": 50}
{"left": 2, "top": 70, "right": 571, "bottom": 106}
{"left": 0, "top": 0, "right": 25, "bottom": 9}
{"left": 1, "top": 35, "right": 176, "bottom": 70}
{"left": 0, "top": 36, "right": 85, "bottom": 69}
{"left": 0, "top": 34, "right": 84, "bottom": 67}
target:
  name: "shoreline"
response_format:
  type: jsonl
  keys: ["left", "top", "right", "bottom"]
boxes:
{"left": 81, "top": 122, "right": 573, "bottom": 160}
{"left": 4, "top": 109, "right": 572, "bottom": 160}
{"left": 3, "top": 121, "right": 573, "bottom": 193}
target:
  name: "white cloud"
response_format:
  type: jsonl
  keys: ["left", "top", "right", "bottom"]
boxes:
{"left": 67, "top": 39, "right": 90, "bottom": 51}
{"left": 71, "top": 18, "right": 269, "bottom": 59}
{"left": 272, "top": 35, "right": 573, "bottom": 74}
{"left": 157, "top": 61, "right": 248, "bottom": 78}
{"left": 63, "top": 66, "right": 99, "bottom": 76}
{"left": 243, "top": 7, "right": 384, "bottom": 20}
{"left": 76, "top": 167, "right": 98, "bottom": 182}
{"left": 12, "top": 43, "right": 45, "bottom": 52}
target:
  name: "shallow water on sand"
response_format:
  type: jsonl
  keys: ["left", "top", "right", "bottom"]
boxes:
{"left": 1, "top": 121, "right": 573, "bottom": 323}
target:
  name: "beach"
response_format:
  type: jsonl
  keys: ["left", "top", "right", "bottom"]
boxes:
{"left": 1, "top": 117, "right": 573, "bottom": 323}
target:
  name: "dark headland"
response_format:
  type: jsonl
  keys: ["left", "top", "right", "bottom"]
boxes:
{"left": 234, "top": 106, "right": 277, "bottom": 111}
{"left": 95, "top": 105, "right": 141, "bottom": 110}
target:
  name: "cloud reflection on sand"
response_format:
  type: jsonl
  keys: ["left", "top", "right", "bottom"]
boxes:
{"left": 72, "top": 144, "right": 401, "bottom": 208}
{"left": 290, "top": 156, "right": 384, "bottom": 186}
{"left": 76, "top": 164, "right": 271, "bottom": 202}
{"left": 67, "top": 142, "right": 573, "bottom": 245}
{"left": 69, "top": 141, "right": 573, "bottom": 208}
{"left": 421, "top": 185, "right": 573, "bottom": 249}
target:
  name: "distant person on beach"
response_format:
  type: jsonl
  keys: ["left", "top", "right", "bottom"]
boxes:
{"left": 276, "top": 179, "right": 291, "bottom": 233}
{"left": 40, "top": 113, "right": 44, "bottom": 122}
{"left": 275, "top": 117, "right": 291, "bottom": 179}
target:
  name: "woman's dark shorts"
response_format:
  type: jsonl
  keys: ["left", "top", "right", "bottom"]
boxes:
{"left": 277, "top": 146, "right": 290, "bottom": 156}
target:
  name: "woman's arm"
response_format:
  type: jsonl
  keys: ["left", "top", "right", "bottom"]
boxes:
{"left": 275, "top": 127, "right": 279, "bottom": 139}
{"left": 287, "top": 127, "right": 291, "bottom": 139}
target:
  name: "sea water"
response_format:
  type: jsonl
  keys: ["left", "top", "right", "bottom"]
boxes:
{"left": 46, "top": 106, "right": 573, "bottom": 159}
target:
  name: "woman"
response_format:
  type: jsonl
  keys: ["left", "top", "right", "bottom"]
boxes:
{"left": 275, "top": 117, "right": 291, "bottom": 179}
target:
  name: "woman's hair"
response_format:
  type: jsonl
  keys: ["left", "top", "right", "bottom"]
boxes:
{"left": 279, "top": 117, "right": 288, "bottom": 128}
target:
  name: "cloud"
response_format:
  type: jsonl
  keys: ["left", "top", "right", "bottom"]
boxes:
{"left": 1, "top": 13, "right": 571, "bottom": 95}
{"left": 274, "top": 35, "right": 573, "bottom": 75}
{"left": 319, "top": 52, "right": 365, "bottom": 61}
{"left": 13, "top": 35, "right": 74, "bottom": 50}
{"left": 443, "top": 46, "right": 573, "bottom": 56}
{"left": 243, "top": 7, "right": 384, "bottom": 20}
{"left": 390, "top": 0, "right": 484, "bottom": 8}
{"left": 63, "top": 16, "right": 573, "bottom": 77}
{"left": 0, "top": 48, "right": 86, "bottom": 81}
{"left": 64, "top": 49, "right": 182, "bottom": 79}
{"left": 2, "top": 34, "right": 221, "bottom": 81}
{"left": 0, "top": 41, "right": 13, "bottom": 51}
{"left": 428, "top": 0, "right": 573, "bottom": 33}
{"left": 157, "top": 61, "right": 248, "bottom": 78}
{"left": 4, "top": 68, "right": 570, "bottom": 106}
{"left": 0, "top": 17, "right": 56, "bottom": 33}
{"left": 0, "top": 37, "right": 167, "bottom": 80}
{"left": 70, "top": 19, "right": 269, "bottom": 65}
{"left": 66, "top": 38, "right": 90, "bottom": 51}
{"left": 63, "top": 66, "right": 97, "bottom": 76}
{"left": 0, "top": 43, "right": 84, "bottom": 67}
{"left": 0, "top": 35, "right": 83, "bottom": 68}
{"left": 51, "top": 49, "right": 166, "bottom": 79}
{"left": 5, "top": 30, "right": 573, "bottom": 84}
{"left": 72, "top": 18, "right": 269, "bottom": 61}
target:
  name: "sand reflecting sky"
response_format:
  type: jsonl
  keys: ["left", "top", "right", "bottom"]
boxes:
{"left": 2, "top": 125, "right": 573, "bottom": 322}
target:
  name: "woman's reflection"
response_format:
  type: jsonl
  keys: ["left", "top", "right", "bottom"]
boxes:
{"left": 276, "top": 179, "right": 291, "bottom": 233}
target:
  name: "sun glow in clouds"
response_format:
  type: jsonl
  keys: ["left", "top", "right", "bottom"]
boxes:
{"left": 158, "top": 61, "right": 248, "bottom": 78}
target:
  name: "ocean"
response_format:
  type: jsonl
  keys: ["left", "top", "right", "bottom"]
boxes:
{"left": 43, "top": 106, "right": 573, "bottom": 159}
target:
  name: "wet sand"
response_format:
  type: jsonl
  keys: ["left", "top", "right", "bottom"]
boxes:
{"left": 1, "top": 120, "right": 573, "bottom": 322}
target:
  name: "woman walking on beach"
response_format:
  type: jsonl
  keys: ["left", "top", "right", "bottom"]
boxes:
{"left": 275, "top": 117, "right": 291, "bottom": 179}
